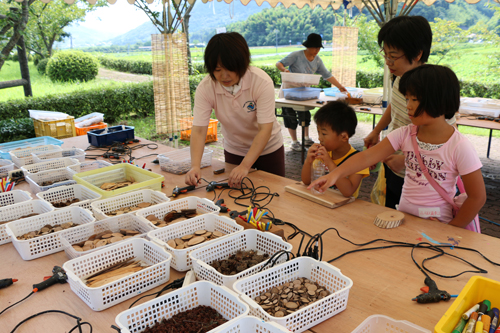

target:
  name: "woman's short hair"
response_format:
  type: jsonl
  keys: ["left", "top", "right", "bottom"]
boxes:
{"left": 399, "top": 64, "right": 460, "bottom": 119}
{"left": 204, "top": 32, "right": 251, "bottom": 81}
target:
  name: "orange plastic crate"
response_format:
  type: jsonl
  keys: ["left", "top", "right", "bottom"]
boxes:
{"left": 180, "top": 118, "right": 218, "bottom": 143}
{"left": 75, "top": 122, "right": 107, "bottom": 136}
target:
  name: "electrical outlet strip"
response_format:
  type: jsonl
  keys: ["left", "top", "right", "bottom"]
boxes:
{"left": 8, "top": 169, "right": 23, "bottom": 179}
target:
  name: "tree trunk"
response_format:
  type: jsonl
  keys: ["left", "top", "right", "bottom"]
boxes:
{"left": 184, "top": 2, "right": 195, "bottom": 75}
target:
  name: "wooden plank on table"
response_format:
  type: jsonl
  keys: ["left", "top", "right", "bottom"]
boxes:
{"left": 285, "top": 182, "right": 354, "bottom": 209}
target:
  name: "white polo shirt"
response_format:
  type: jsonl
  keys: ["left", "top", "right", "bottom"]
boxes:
{"left": 193, "top": 66, "right": 283, "bottom": 156}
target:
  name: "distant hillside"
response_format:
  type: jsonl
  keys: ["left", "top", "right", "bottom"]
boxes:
{"left": 55, "top": 25, "right": 119, "bottom": 49}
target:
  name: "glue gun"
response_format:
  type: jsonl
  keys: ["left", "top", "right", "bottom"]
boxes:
{"left": 33, "top": 266, "right": 67, "bottom": 292}
{"left": 412, "top": 277, "right": 450, "bottom": 303}
{"left": 0, "top": 278, "right": 17, "bottom": 289}
{"left": 172, "top": 185, "right": 196, "bottom": 197}
{"left": 206, "top": 181, "right": 230, "bottom": 192}
{"left": 215, "top": 199, "right": 230, "bottom": 213}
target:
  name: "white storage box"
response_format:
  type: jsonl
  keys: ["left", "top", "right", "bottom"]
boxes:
{"left": 351, "top": 315, "right": 431, "bottom": 333}
{"left": 0, "top": 159, "right": 14, "bottom": 178}
{"left": 0, "top": 190, "right": 32, "bottom": 207}
{"left": 158, "top": 147, "right": 213, "bottom": 175}
{"left": 36, "top": 184, "right": 102, "bottom": 211}
{"left": 459, "top": 97, "right": 500, "bottom": 118}
{"left": 115, "top": 281, "right": 249, "bottom": 333}
{"left": 281, "top": 72, "right": 321, "bottom": 86}
{"left": 5, "top": 207, "right": 95, "bottom": 260}
{"left": 21, "top": 157, "right": 80, "bottom": 177}
{"left": 362, "top": 87, "right": 383, "bottom": 104}
{"left": 67, "top": 160, "right": 112, "bottom": 175}
{"left": 91, "top": 189, "right": 170, "bottom": 220}
{"left": 9, "top": 144, "right": 62, "bottom": 167}
{"left": 283, "top": 87, "right": 321, "bottom": 101}
{"left": 32, "top": 148, "right": 86, "bottom": 163}
{"left": 74, "top": 112, "right": 104, "bottom": 127}
{"left": 135, "top": 196, "right": 220, "bottom": 228}
{"left": 0, "top": 200, "right": 54, "bottom": 245}
{"left": 233, "top": 257, "right": 353, "bottom": 333}
{"left": 63, "top": 238, "right": 171, "bottom": 311}
{"left": 60, "top": 214, "right": 155, "bottom": 259}
{"left": 26, "top": 168, "right": 76, "bottom": 193}
{"left": 148, "top": 214, "right": 244, "bottom": 271}
{"left": 215, "top": 316, "right": 290, "bottom": 333}
{"left": 190, "top": 230, "right": 293, "bottom": 289}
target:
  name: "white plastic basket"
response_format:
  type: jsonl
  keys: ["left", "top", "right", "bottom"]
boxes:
{"left": 32, "top": 148, "right": 86, "bottom": 163}
{"left": 0, "top": 159, "right": 14, "bottom": 178}
{"left": 36, "top": 184, "right": 102, "bottom": 211}
{"left": 60, "top": 214, "right": 155, "bottom": 259}
{"left": 0, "top": 190, "right": 32, "bottom": 208}
{"left": 215, "top": 316, "right": 290, "bottom": 333}
{"left": 148, "top": 214, "right": 244, "bottom": 271}
{"left": 5, "top": 207, "right": 95, "bottom": 260}
{"left": 67, "top": 160, "right": 112, "bottom": 175}
{"left": 91, "top": 189, "right": 170, "bottom": 220}
{"left": 280, "top": 72, "right": 321, "bottom": 86}
{"left": 0, "top": 200, "right": 54, "bottom": 245}
{"left": 158, "top": 147, "right": 213, "bottom": 175}
{"left": 26, "top": 168, "right": 76, "bottom": 193}
{"left": 351, "top": 315, "right": 431, "bottom": 333}
{"left": 115, "top": 281, "right": 249, "bottom": 333}
{"left": 9, "top": 144, "right": 62, "bottom": 167}
{"left": 233, "top": 257, "right": 353, "bottom": 333}
{"left": 190, "top": 230, "right": 293, "bottom": 289}
{"left": 63, "top": 238, "right": 171, "bottom": 311}
{"left": 21, "top": 157, "right": 80, "bottom": 176}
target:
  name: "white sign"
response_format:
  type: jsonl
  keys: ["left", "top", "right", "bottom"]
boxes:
{"left": 216, "top": 27, "right": 227, "bottom": 34}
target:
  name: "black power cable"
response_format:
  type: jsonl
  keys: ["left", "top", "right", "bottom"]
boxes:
{"left": 0, "top": 291, "right": 34, "bottom": 316}
{"left": 9, "top": 310, "right": 92, "bottom": 333}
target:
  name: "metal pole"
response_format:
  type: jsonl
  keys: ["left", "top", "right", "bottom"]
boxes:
{"left": 274, "top": 29, "right": 278, "bottom": 55}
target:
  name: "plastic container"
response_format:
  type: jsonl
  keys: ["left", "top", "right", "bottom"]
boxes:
{"left": 114, "top": 281, "right": 249, "bottom": 333}
{"left": 283, "top": 87, "right": 322, "bottom": 101}
{"left": 75, "top": 122, "right": 107, "bottom": 136}
{"left": 74, "top": 112, "right": 104, "bottom": 127}
{"left": 233, "top": 257, "right": 353, "bottom": 333}
{"left": 33, "top": 116, "right": 76, "bottom": 139}
{"left": 0, "top": 159, "right": 14, "bottom": 178}
{"left": 158, "top": 147, "right": 213, "bottom": 175}
{"left": 36, "top": 184, "right": 102, "bottom": 211}
{"left": 190, "top": 229, "right": 293, "bottom": 289}
{"left": 0, "top": 136, "right": 63, "bottom": 160}
{"left": 180, "top": 117, "right": 218, "bottom": 143}
{"left": 5, "top": 207, "right": 95, "bottom": 260}
{"left": 352, "top": 315, "right": 430, "bottom": 333}
{"left": 32, "top": 148, "right": 86, "bottom": 163}
{"left": 67, "top": 160, "right": 112, "bottom": 176}
{"left": 215, "top": 316, "right": 290, "bottom": 333}
{"left": 87, "top": 125, "right": 134, "bottom": 147}
{"left": 0, "top": 200, "right": 54, "bottom": 245}
{"left": 26, "top": 168, "right": 76, "bottom": 193}
{"left": 60, "top": 214, "right": 155, "bottom": 259}
{"left": 63, "top": 238, "right": 171, "bottom": 311}
{"left": 281, "top": 72, "right": 321, "bottom": 86}
{"left": 311, "top": 159, "right": 325, "bottom": 195}
{"left": 323, "top": 87, "right": 363, "bottom": 97}
{"left": 434, "top": 276, "right": 500, "bottom": 333}
{"left": 9, "top": 144, "right": 63, "bottom": 167}
{"left": 0, "top": 190, "right": 32, "bottom": 207}
{"left": 91, "top": 189, "right": 170, "bottom": 220}
{"left": 73, "top": 163, "right": 164, "bottom": 199}
{"left": 21, "top": 157, "right": 80, "bottom": 177}
{"left": 459, "top": 98, "right": 500, "bottom": 118}
{"left": 148, "top": 214, "right": 244, "bottom": 271}
{"left": 135, "top": 196, "right": 221, "bottom": 228}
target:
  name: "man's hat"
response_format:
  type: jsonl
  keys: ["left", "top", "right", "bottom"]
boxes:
{"left": 302, "top": 33, "right": 324, "bottom": 48}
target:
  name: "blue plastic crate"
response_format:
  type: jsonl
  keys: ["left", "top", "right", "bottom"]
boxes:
{"left": 283, "top": 87, "right": 322, "bottom": 101}
{"left": 0, "top": 136, "right": 63, "bottom": 160}
{"left": 87, "top": 125, "right": 135, "bottom": 147}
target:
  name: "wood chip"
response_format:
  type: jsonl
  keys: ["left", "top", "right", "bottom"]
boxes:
{"left": 213, "top": 231, "right": 224, "bottom": 237}
{"left": 167, "top": 239, "right": 176, "bottom": 248}
{"left": 146, "top": 215, "right": 158, "bottom": 221}
{"left": 187, "top": 236, "right": 205, "bottom": 246}
{"left": 194, "top": 229, "right": 206, "bottom": 236}
{"left": 137, "top": 202, "right": 151, "bottom": 208}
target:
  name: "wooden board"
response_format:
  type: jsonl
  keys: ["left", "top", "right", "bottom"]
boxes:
{"left": 284, "top": 182, "right": 354, "bottom": 209}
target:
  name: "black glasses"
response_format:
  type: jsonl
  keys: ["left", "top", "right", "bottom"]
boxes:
{"left": 380, "top": 50, "right": 406, "bottom": 65}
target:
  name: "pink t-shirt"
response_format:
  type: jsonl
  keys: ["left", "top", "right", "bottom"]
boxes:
{"left": 193, "top": 66, "right": 283, "bottom": 156}
{"left": 387, "top": 125, "right": 482, "bottom": 223}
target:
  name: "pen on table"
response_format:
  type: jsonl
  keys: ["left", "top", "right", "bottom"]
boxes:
{"left": 359, "top": 107, "right": 371, "bottom": 111}
{"left": 142, "top": 163, "right": 146, "bottom": 169}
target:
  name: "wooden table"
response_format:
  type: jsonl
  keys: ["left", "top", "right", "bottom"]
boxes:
{"left": 2, "top": 137, "right": 500, "bottom": 332}
{"left": 456, "top": 117, "right": 500, "bottom": 158}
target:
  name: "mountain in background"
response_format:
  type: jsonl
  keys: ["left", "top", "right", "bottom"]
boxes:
{"left": 55, "top": 25, "right": 119, "bottom": 49}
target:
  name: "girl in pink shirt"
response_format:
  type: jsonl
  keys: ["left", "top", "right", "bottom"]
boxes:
{"left": 308, "top": 65, "right": 486, "bottom": 230}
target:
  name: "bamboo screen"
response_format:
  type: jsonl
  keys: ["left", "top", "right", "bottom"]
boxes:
{"left": 331, "top": 26, "right": 358, "bottom": 88}
{"left": 152, "top": 33, "right": 192, "bottom": 136}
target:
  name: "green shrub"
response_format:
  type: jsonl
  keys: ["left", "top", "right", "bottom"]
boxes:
{"left": 47, "top": 51, "right": 99, "bottom": 82}
{"left": 37, "top": 58, "right": 50, "bottom": 75}
{"left": 189, "top": 74, "right": 207, "bottom": 106}
{"left": 0, "top": 118, "right": 35, "bottom": 143}
{"left": 192, "top": 63, "right": 206, "bottom": 75}
{"left": 98, "top": 56, "right": 152, "bottom": 75}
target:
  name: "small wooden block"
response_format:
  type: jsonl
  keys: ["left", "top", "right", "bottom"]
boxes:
{"left": 374, "top": 211, "right": 405, "bottom": 229}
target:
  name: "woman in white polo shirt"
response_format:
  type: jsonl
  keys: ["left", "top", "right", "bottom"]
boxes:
{"left": 185, "top": 32, "right": 284, "bottom": 187}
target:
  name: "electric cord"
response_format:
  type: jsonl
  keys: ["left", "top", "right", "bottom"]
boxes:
{"left": 9, "top": 310, "right": 92, "bottom": 333}
{"left": 128, "top": 277, "right": 185, "bottom": 309}
{"left": 480, "top": 216, "right": 500, "bottom": 227}
{"left": 258, "top": 250, "right": 295, "bottom": 272}
{"left": 0, "top": 291, "right": 34, "bottom": 316}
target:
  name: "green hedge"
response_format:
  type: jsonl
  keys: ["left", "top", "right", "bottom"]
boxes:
{"left": 98, "top": 56, "right": 153, "bottom": 75}
{"left": 0, "top": 118, "right": 36, "bottom": 143}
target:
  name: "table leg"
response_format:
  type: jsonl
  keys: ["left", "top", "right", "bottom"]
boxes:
{"left": 301, "top": 120, "right": 306, "bottom": 164}
{"left": 372, "top": 115, "right": 376, "bottom": 129}
{"left": 487, "top": 129, "right": 492, "bottom": 158}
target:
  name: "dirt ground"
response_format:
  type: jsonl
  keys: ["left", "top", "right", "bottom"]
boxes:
{"left": 98, "top": 68, "right": 152, "bottom": 83}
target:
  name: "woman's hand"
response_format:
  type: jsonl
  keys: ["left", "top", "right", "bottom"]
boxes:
{"left": 364, "top": 131, "right": 380, "bottom": 149}
{"left": 185, "top": 167, "right": 201, "bottom": 186}
{"left": 228, "top": 164, "right": 250, "bottom": 188}
{"left": 307, "top": 172, "right": 338, "bottom": 193}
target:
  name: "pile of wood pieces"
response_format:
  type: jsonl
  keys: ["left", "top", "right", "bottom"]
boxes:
{"left": 84, "top": 258, "right": 149, "bottom": 288}
{"left": 106, "top": 202, "right": 153, "bottom": 216}
{"left": 51, "top": 198, "right": 80, "bottom": 208}
{"left": 71, "top": 229, "right": 141, "bottom": 252}
{"left": 254, "top": 278, "right": 331, "bottom": 317}
{"left": 166, "top": 229, "right": 224, "bottom": 250}
{"left": 17, "top": 222, "right": 76, "bottom": 240}
{"left": 100, "top": 178, "right": 137, "bottom": 191}
{"left": 210, "top": 250, "right": 269, "bottom": 275}
{"left": 145, "top": 209, "right": 198, "bottom": 228}
{"left": 0, "top": 213, "right": 39, "bottom": 225}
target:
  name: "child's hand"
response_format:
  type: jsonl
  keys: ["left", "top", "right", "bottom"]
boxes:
{"left": 315, "top": 145, "right": 334, "bottom": 169}
{"left": 306, "top": 143, "right": 320, "bottom": 163}
{"left": 307, "top": 172, "right": 338, "bottom": 193}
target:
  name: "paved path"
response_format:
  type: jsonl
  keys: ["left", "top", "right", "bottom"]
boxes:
{"left": 97, "top": 68, "right": 152, "bottom": 83}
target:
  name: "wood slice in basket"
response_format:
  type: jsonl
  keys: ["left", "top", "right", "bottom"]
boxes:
{"left": 373, "top": 211, "right": 405, "bottom": 229}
